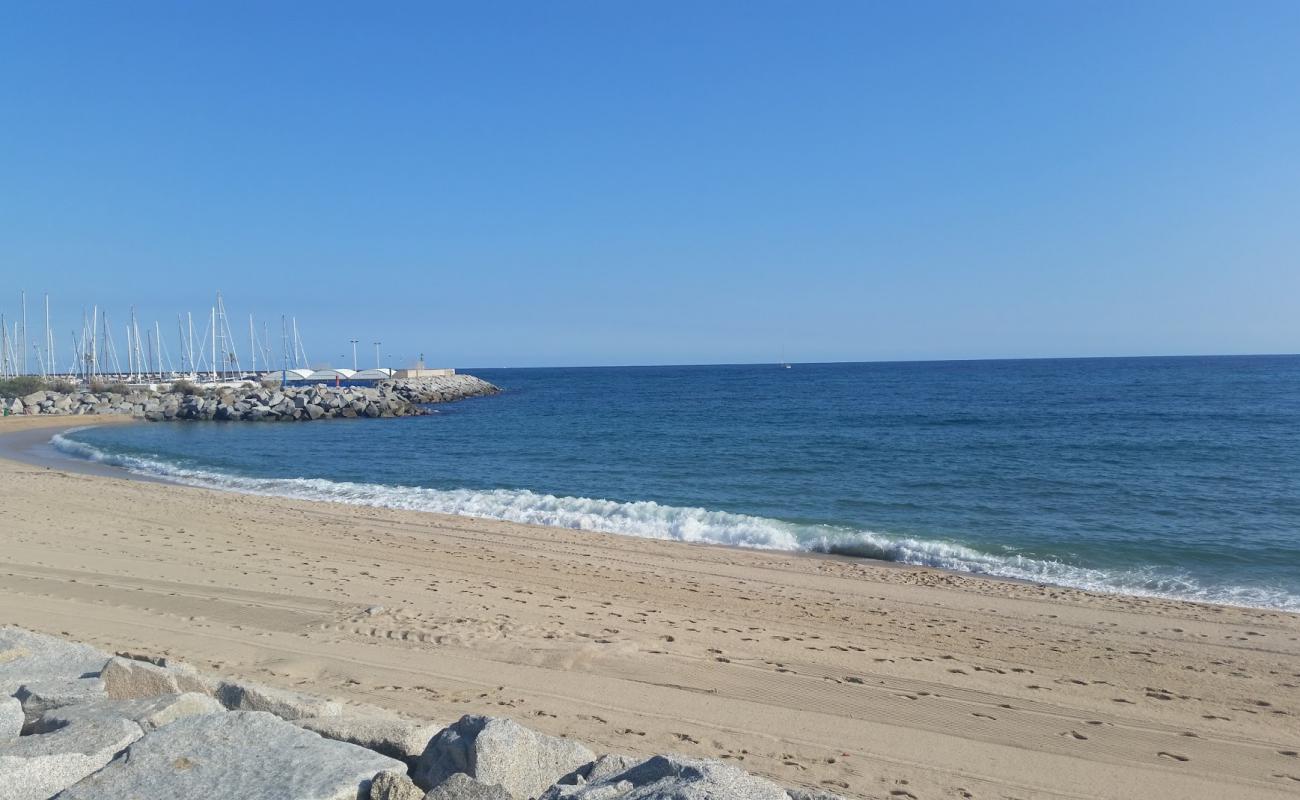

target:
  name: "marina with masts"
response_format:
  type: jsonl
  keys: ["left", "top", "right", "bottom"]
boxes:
{"left": 0, "top": 290, "right": 322, "bottom": 386}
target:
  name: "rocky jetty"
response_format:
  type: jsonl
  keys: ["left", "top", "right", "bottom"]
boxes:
{"left": 0, "top": 375, "right": 499, "bottom": 422}
{"left": 0, "top": 626, "right": 847, "bottom": 800}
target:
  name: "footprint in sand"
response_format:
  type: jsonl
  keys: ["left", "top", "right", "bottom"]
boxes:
{"left": 1157, "top": 751, "right": 1190, "bottom": 762}
{"left": 1279, "top": 750, "right": 1298, "bottom": 758}
{"left": 1061, "top": 730, "right": 1088, "bottom": 740}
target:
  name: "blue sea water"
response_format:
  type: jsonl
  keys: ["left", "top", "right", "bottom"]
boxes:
{"left": 55, "top": 356, "right": 1300, "bottom": 611}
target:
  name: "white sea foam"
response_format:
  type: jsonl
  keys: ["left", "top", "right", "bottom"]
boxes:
{"left": 50, "top": 433, "right": 1300, "bottom": 613}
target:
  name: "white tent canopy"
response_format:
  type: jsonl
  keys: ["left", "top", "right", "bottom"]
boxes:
{"left": 351, "top": 368, "right": 395, "bottom": 380}
{"left": 305, "top": 368, "right": 356, "bottom": 381}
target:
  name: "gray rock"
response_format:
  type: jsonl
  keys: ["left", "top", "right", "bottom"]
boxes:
{"left": 556, "top": 754, "right": 640, "bottom": 787}
{"left": 306, "top": 403, "right": 326, "bottom": 420}
{"left": 787, "top": 790, "right": 846, "bottom": 800}
{"left": 0, "top": 627, "right": 111, "bottom": 695}
{"left": 414, "top": 715, "right": 595, "bottom": 799}
{"left": 0, "top": 629, "right": 113, "bottom": 728}
{"left": 0, "top": 696, "right": 21, "bottom": 741}
{"left": 538, "top": 755, "right": 790, "bottom": 800}
{"left": 297, "top": 710, "right": 441, "bottom": 764}
{"left": 215, "top": 679, "right": 344, "bottom": 720}
{"left": 101, "top": 655, "right": 211, "bottom": 700}
{"left": 58, "top": 711, "right": 403, "bottom": 799}
{"left": 369, "top": 769, "right": 426, "bottom": 800}
{"left": 0, "top": 708, "right": 142, "bottom": 800}
{"left": 426, "top": 772, "right": 511, "bottom": 800}
{"left": 38, "top": 691, "right": 223, "bottom": 733}
{"left": 14, "top": 677, "right": 107, "bottom": 725}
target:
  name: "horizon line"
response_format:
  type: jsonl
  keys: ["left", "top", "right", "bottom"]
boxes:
{"left": 460, "top": 352, "right": 1300, "bottom": 371}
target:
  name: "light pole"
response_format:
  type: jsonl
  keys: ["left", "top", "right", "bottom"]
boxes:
{"left": 373, "top": 341, "right": 382, "bottom": 369}
{"left": 349, "top": 339, "right": 358, "bottom": 371}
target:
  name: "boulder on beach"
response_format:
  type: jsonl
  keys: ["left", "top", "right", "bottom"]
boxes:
{"left": 414, "top": 714, "right": 595, "bottom": 799}
{"left": 0, "top": 628, "right": 115, "bottom": 726}
{"left": 0, "top": 697, "right": 22, "bottom": 742}
{"left": 12, "top": 677, "right": 107, "bottom": 726}
{"left": 787, "top": 790, "right": 848, "bottom": 800}
{"left": 538, "top": 754, "right": 791, "bottom": 800}
{"left": 36, "top": 691, "right": 224, "bottom": 734}
{"left": 0, "top": 627, "right": 112, "bottom": 694}
{"left": 57, "top": 710, "right": 404, "bottom": 800}
{"left": 369, "top": 769, "right": 430, "bottom": 800}
{"left": 425, "top": 771, "right": 512, "bottom": 800}
{"left": 0, "top": 707, "right": 143, "bottom": 800}
{"left": 215, "top": 678, "right": 344, "bottom": 720}
{"left": 297, "top": 709, "right": 442, "bottom": 765}
{"left": 554, "top": 753, "right": 640, "bottom": 787}
{"left": 101, "top": 655, "right": 211, "bottom": 700}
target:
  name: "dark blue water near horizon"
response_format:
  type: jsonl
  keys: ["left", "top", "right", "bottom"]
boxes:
{"left": 59, "top": 355, "right": 1300, "bottom": 611}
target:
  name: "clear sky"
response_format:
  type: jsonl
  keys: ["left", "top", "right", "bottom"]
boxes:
{"left": 2, "top": 1, "right": 1298, "bottom": 369}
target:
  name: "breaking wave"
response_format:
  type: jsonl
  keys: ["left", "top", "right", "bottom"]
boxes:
{"left": 51, "top": 432, "right": 1300, "bottom": 613}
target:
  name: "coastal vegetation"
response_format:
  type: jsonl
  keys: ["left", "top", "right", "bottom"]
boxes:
{"left": 0, "top": 376, "right": 46, "bottom": 397}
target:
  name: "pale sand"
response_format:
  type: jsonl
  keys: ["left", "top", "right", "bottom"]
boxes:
{"left": 1, "top": 416, "right": 1297, "bottom": 799}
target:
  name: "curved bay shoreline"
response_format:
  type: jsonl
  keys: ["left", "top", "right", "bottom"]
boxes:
{"left": 1, "top": 416, "right": 1298, "bottom": 799}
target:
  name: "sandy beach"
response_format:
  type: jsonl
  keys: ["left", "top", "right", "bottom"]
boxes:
{"left": 1, "top": 416, "right": 1297, "bottom": 800}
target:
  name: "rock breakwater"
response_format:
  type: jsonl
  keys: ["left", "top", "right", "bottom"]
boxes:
{"left": 0, "top": 375, "right": 499, "bottom": 422}
{"left": 0, "top": 627, "right": 847, "bottom": 799}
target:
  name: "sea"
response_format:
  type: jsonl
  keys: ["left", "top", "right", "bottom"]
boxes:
{"left": 53, "top": 356, "right": 1300, "bottom": 612}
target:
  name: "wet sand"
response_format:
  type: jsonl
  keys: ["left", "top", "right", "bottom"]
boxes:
{"left": 1, "top": 415, "right": 1297, "bottom": 799}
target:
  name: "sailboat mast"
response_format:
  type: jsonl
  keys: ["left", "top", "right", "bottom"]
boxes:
{"left": 21, "top": 290, "right": 27, "bottom": 376}
{"left": 44, "top": 294, "right": 52, "bottom": 377}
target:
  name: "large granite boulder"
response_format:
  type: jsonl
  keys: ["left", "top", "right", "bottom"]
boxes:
{"left": 0, "top": 627, "right": 111, "bottom": 696}
{"left": 369, "top": 769, "right": 427, "bottom": 800}
{"left": 554, "top": 754, "right": 640, "bottom": 787}
{"left": 425, "top": 772, "right": 511, "bottom": 800}
{"left": 101, "top": 655, "right": 211, "bottom": 700}
{"left": 58, "top": 710, "right": 404, "bottom": 799}
{"left": 297, "top": 709, "right": 441, "bottom": 765}
{"left": 414, "top": 715, "right": 595, "bottom": 799}
{"left": 37, "top": 692, "right": 224, "bottom": 733}
{"left": 538, "top": 755, "right": 791, "bottom": 800}
{"left": 215, "top": 679, "right": 344, "bottom": 720}
{"left": 0, "top": 709, "right": 142, "bottom": 800}
{"left": 12, "top": 678, "right": 107, "bottom": 725}
{"left": 0, "top": 697, "right": 21, "bottom": 741}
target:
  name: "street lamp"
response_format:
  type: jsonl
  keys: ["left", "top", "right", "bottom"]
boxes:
{"left": 349, "top": 339, "right": 359, "bottom": 371}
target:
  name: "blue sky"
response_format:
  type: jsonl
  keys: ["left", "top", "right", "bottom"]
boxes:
{"left": 2, "top": 1, "right": 1298, "bottom": 368}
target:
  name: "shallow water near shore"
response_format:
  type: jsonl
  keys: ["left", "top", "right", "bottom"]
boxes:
{"left": 55, "top": 356, "right": 1300, "bottom": 611}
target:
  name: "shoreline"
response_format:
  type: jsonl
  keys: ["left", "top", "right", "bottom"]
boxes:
{"left": 2, "top": 416, "right": 1299, "bottom": 798}
{"left": 11, "top": 416, "right": 1294, "bottom": 617}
